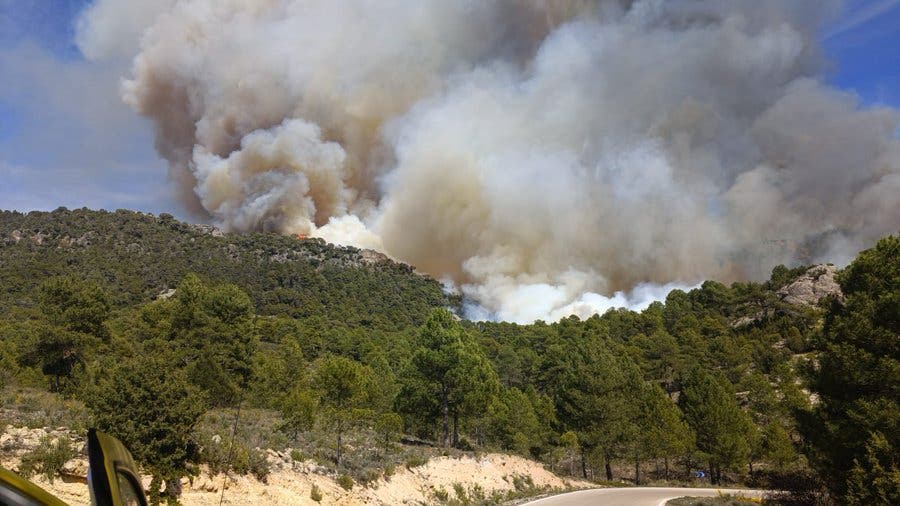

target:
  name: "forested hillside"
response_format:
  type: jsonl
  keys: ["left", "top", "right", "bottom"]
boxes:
{"left": 0, "top": 208, "right": 454, "bottom": 330}
{"left": 0, "top": 208, "right": 896, "bottom": 505}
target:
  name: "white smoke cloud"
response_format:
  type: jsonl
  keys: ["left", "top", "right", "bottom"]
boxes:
{"left": 77, "top": 0, "right": 900, "bottom": 322}
{"left": 311, "top": 214, "right": 384, "bottom": 252}
{"left": 462, "top": 276, "right": 699, "bottom": 324}
{"left": 75, "top": 0, "right": 175, "bottom": 61}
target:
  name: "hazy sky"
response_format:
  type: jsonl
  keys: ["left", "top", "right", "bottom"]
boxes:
{"left": 1, "top": 0, "right": 899, "bottom": 218}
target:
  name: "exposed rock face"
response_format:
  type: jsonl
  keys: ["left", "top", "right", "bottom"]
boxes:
{"left": 0, "top": 425, "right": 88, "bottom": 486}
{"left": 30, "top": 232, "right": 50, "bottom": 245}
{"left": 61, "top": 458, "right": 89, "bottom": 478}
{"left": 187, "top": 224, "right": 225, "bottom": 237}
{"left": 157, "top": 288, "right": 177, "bottom": 300}
{"left": 731, "top": 315, "right": 759, "bottom": 329}
{"left": 777, "top": 264, "right": 842, "bottom": 306}
{"left": 359, "top": 249, "right": 390, "bottom": 266}
{"left": 74, "top": 231, "right": 97, "bottom": 247}
{"left": 0, "top": 425, "right": 83, "bottom": 457}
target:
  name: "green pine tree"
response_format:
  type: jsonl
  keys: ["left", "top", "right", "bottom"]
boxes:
{"left": 678, "top": 367, "right": 752, "bottom": 484}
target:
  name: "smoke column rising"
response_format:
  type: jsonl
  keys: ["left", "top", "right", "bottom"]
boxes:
{"left": 77, "top": 0, "right": 900, "bottom": 322}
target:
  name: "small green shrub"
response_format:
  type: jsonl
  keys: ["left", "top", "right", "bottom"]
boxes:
{"left": 374, "top": 412, "right": 403, "bottom": 450}
{"left": 199, "top": 435, "right": 270, "bottom": 481}
{"left": 290, "top": 448, "right": 304, "bottom": 462}
{"left": 512, "top": 474, "right": 535, "bottom": 492}
{"left": 468, "top": 483, "right": 486, "bottom": 502}
{"left": 453, "top": 482, "right": 467, "bottom": 502}
{"left": 456, "top": 436, "right": 475, "bottom": 451}
{"left": 405, "top": 454, "right": 428, "bottom": 469}
{"left": 310, "top": 483, "right": 323, "bottom": 502}
{"left": 246, "top": 447, "right": 270, "bottom": 482}
{"left": 197, "top": 435, "right": 229, "bottom": 475}
{"left": 230, "top": 445, "right": 254, "bottom": 475}
{"left": 357, "top": 468, "right": 381, "bottom": 486}
{"left": 18, "top": 435, "right": 74, "bottom": 483}
{"left": 337, "top": 473, "right": 354, "bottom": 490}
{"left": 433, "top": 487, "right": 449, "bottom": 502}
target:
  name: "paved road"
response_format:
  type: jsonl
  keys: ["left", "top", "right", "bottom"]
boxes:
{"left": 522, "top": 487, "right": 768, "bottom": 506}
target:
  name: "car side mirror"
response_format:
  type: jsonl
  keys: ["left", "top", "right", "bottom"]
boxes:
{"left": 87, "top": 429, "right": 148, "bottom": 506}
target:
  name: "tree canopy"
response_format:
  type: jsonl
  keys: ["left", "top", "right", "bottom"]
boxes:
{"left": 802, "top": 235, "right": 899, "bottom": 501}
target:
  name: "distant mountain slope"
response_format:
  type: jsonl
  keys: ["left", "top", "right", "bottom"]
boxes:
{"left": 0, "top": 208, "right": 455, "bottom": 330}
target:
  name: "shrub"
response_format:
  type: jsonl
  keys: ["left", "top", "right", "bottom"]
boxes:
{"left": 310, "top": 483, "right": 323, "bottom": 502}
{"left": 199, "top": 436, "right": 270, "bottom": 481}
{"left": 456, "top": 436, "right": 475, "bottom": 452}
{"left": 453, "top": 482, "right": 466, "bottom": 501}
{"left": 374, "top": 412, "right": 403, "bottom": 450}
{"left": 246, "top": 447, "right": 271, "bottom": 482}
{"left": 468, "top": 483, "right": 486, "bottom": 502}
{"left": 405, "top": 454, "right": 428, "bottom": 469}
{"left": 512, "top": 474, "right": 535, "bottom": 492}
{"left": 197, "top": 434, "right": 228, "bottom": 475}
{"left": 337, "top": 473, "right": 354, "bottom": 490}
{"left": 18, "top": 435, "right": 74, "bottom": 483}
{"left": 356, "top": 468, "right": 381, "bottom": 486}
{"left": 290, "top": 448, "right": 304, "bottom": 462}
{"left": 749, "top": 469, "right": 826, "bottom": 504}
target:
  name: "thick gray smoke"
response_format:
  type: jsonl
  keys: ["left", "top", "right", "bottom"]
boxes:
{"left": 77, "top": 0, "right": 900, "bottom": 322}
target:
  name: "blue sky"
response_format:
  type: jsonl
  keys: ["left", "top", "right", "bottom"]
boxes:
{"left": 1, "top": 0, "right": 899, "bottom": 217}
{"left": 823, "top": 0, "right": 900, "bottom": 108}
{"left": 0, "top": 0, "right": 177, "bottom": 215}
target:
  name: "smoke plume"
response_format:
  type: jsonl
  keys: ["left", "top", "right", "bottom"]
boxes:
{"left": 78, "top": 0, "right": 900, "bottom": 322}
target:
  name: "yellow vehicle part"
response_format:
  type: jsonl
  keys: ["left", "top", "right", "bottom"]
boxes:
{"left": 87, "top": 429, "right": 147, "bottom": 506}
{"left": 0, "top": 467, "right": 70, "bottom": 506}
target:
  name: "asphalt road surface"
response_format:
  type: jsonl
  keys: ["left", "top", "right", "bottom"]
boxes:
{"left": 522, "top": 487, "right": 768, "bottom": 506}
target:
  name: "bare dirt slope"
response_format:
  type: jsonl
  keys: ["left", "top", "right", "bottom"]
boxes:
{"left": 2, "top": 425, "right": 588, "bottom": 505}
{"left": 182, "top": 454, "right": 587, "bottom": 505}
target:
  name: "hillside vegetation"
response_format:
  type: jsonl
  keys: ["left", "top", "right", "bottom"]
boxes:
{"left": 0, "top": 208, "right": 896, "bottom": 505}
{"left": 0, "top": 208, "right": 453, "bottom": 331}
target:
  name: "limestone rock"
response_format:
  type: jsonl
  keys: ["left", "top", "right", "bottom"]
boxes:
{"left": 157, "top": 288, "right": 177, "bottom": 300}
{"left": 777, "top": 264, "right": 842, "bottom": 306}
{"left": 188, "top": 224, "right": 225, "bottom": 237}
{"left": 30, "top": 232, "right": 50, "bottom": 245}
{"left": 359, "top": 249, "right": 390, "bottom": 266}
{"left": 61, "top": 458, "right": 88, "bottom": 478}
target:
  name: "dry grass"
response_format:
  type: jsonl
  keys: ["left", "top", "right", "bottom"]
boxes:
{"left": 0, "top": 386, "right": 90, "bottom": 430}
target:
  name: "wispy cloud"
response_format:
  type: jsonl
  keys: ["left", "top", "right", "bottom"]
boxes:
{"left": 825, "top": 0, "right": 900, "bottom": 39}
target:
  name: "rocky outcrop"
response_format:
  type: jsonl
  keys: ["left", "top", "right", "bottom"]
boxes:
{"left": 58, "top": 232, "right": 96, "bottom": 248}
{"left": 187, "top": 224, "right": 225, "bottom": 237}
{"left": 777, "top": 264, "right": 842, "bottom": 306}
{"left": 0, "top": 425, "right": 88, "bottom": 486}
{"left": 0, "top": 425, "right": 83, "bottom": 458}
{"left": 731, "top": 315, "right": 761, "bottom": 329}
{"left": 4, "top": 230, "right": 96, "bottom": 248}
{"left": 157, "top": 288, "right": 177, "bottom": 300}
{"left": 359, "top": 249, "right": 390, "bottom": 266}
